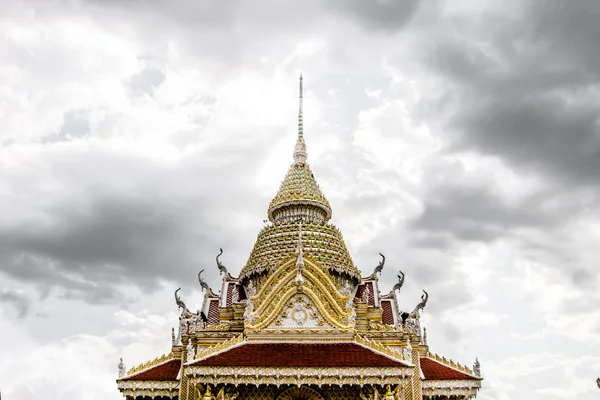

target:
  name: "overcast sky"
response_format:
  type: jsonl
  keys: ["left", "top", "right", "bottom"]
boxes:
{"left": 1, "top": 0, "right": 599, "bottom": 399}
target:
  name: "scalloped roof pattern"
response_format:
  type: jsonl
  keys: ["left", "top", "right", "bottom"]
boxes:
{"left": 240, "top": 222, "right": 359, "bottom": 280}
{"left": 267, "top": 163, "right": 332, "bottom": 220}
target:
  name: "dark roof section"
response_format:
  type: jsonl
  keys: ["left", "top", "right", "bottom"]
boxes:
{"left": 121, "top": 358, "right": 181, "bottom": 381}
{"left": 226, "top": 283, "right": 234, "bottom": 307}
{"left": 207, "top": 299, "right": 220, "bottom": 325}
{"left": 381, "top": 300, "right": 395, "bottom": 325}
{"left": 190, "top": 342, "right": 410, "bottom": 367}
{"left": 355, "top": 282, "right": 375, "bottom": 306}
{"left": 421, "top": 357, "right": 479, "bottom": 380}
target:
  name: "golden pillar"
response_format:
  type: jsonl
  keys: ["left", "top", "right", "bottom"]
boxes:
{"left": 410, "top": 336, "right": 422, "bottom": 400}
{"left": 179, "top": 336, "right": 190, "bottom": 400}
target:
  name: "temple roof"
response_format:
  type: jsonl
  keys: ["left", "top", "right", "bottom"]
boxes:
{"left": 189, "top": 342, "right": 411, "bottom": 367}
{"left": 240, "top": 221, "right": 359, "bottom": 281}
{"left": 267, "top": 162, "right": 332, "bottom": 221}
{"left": 420, "top": 357, "right": 480, "bottom": 380}
{"left": 120, "top": 358, "right": 181, "bottom": 381}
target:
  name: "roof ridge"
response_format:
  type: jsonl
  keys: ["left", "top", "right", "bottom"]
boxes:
{"left": 121, "top": 354, "right": 179, "bottom": 380}
{"left": 186, "top": 334, "right": 245, "bottom": 365}
{"left": 422, "top": 355, "right": 481, "bottom": 380}
{"left": 354, "top": 335, "right": 413, "bottom": 367}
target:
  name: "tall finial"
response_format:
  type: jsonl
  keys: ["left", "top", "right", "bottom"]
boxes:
{"left": 295, "top": 222, "right": 305, "bottom": 269}
{"left": 294, "top": 74, "right": 308, "bottom": 164}
{"left": 298, "top": 73, "right": 304, "bottom": 139}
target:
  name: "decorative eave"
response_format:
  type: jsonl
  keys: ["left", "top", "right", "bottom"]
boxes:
{"left": 116, "top": 380, "right": 179, "bottom": 399}
{"left": 186, "top": 365, "right": 412, "bottom": 387}
{"left": 421, "top": 380, "right": 481, "bottom": 399}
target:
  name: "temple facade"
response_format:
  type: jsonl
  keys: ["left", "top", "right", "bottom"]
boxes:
{"left": 116, "top": 76, "right": 482, "bottom": 400}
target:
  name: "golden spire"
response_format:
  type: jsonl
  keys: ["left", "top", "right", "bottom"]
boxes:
{"left": 293, "top": 74, "right": 307, "bottom": 164}
{"left": 240, "top": 76, "right": 359, "bottom": 282}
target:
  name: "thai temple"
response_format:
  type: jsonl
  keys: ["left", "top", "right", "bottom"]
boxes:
{"left": 116, "top": 76, "right": 483, "bottom": 400}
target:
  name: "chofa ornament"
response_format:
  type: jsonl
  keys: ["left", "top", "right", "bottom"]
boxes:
{"left": 216, "top": 248, "right": 228, "bottom": 277}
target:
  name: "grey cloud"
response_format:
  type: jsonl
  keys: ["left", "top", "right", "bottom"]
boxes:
{"left": 126, "top": 67, "right": 165, "bottom": 97}
{"left": 325, "top": 0, "right": 421, "bottom": 32}
{"left": 0, "top": 288, "right": 31, "bottom": 318}
{"left": 0, "top": 143, "right": 270, "bottom": 304}
{"left": 44, "top": 109, "right": 91, "bottom": 143}
{"left": 451, "top": 96, "right": 600, "bottom": 187}
{"left": 410, "top": 184, "right": 561, "bottom": 242}
{"left": 411, "top": 1, "right": 600, "bottom": 189}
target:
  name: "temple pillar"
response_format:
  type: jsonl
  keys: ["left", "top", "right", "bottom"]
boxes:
{"left": 179, "top": 336, "right": 190, "bottom": 400}
{"left": 191, "top": 336, "right": 198, "bottom": 357}
{"left": 410, "top": 336, "right": 422, "bottom": 400}
{"left": 355, "top": 303, "right": 369, "bottom": 332}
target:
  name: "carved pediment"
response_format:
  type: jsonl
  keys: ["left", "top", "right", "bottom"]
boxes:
{"left": 246, "top": 257, "right": 354, "bottom": 331}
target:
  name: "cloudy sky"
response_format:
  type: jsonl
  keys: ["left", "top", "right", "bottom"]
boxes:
{"left": 1, "top": 0, "right": 599, "bottom": 398}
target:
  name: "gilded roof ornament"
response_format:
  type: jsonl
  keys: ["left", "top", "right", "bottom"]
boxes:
{"left": 411, "top": 290, "right": 429, "bottom": 317}
{"left": 366, "top": 253, "right": 385, "bottom": 279}
{"left": 198, "top": 270, "right": 218, "bottom": 297}
{"left": 216, "top": 248, "right": 228, "bottom": 277}
{"left": 174, "top": 288, "right": 188, "bottom": 312}
{"left": 473, "top": 358, "right": 481, "bottom": 377}
{"left": 391, "top": 270, "right": 405, "bottom": 294}
{"left": 197, "top": 270, "right": 209, "bottom": 293}
{"left": 118, "top": 357, "right": 126, "bottom": 377}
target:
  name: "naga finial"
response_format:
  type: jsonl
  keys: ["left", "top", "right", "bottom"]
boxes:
{"left": 198, "top": 270, "right": 210, "bottom": 293}
{"left": 392, "top": 270, "right": 405, "bottom": 292}
{"left": 410, "top": 290, "right": 428, "bottom": 317}
{"left": 373, "top": 253, "right": 385, "bottom": 276}
{"left": 366, "top": 253, "right": 387, "bottom": 280}
{"left": 118, "top": 357, "right": 125, "bottom": 377}
{"left": 216, "top": 248, "right": 228, "bottom": 276}
{"left": 174, "top": 288, "right": 188, "bottom": 311}
{"left": 474, "top": 358, "right": 481, "bottom": 377}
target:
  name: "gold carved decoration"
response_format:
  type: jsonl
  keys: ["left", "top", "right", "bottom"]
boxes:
{"left": 186, "top": 366, "right": 412, "bottom": 387}
{"left": 190, "top": 334, "right": 245, "bottom": 362}
{"left": 276, "top": 386, "right": 325, "bottom": 400}
{"left": 246, "top": 258, "right": 352, "bottom": 330}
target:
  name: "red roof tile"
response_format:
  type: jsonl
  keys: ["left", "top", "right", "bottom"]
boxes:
{"left": 355, "top": 282, "right": 375, "bottom": 306}
{"left": 381, "top": 300, "right": 395, "bottom": 325}
{"left": 190, "top": 342, "right": 409, "bottom": 367}
{"left": 226, "top": 283, "right": 234, "bottom": 307}
{"left": 207, "top": 299, "right": 220, "bottom": 325}
{"left": 420, "top": 357, "right": 478, "bottom": 380}
{"left": 121, "top": 358, "right": 181, "bottom": 381}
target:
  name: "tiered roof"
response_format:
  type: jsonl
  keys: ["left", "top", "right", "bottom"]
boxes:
{"left": 267, "top": 163, "right": 332, "bottom": 221}
{"left": 116, "top": 75, "right": 482, "bottom": 400}
{"left": 189, "top": 342, "right": 411, "bottom": 367}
